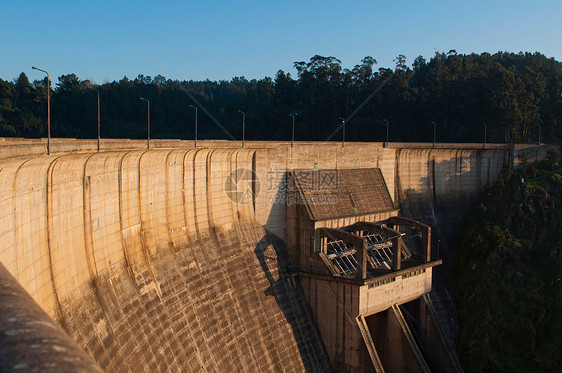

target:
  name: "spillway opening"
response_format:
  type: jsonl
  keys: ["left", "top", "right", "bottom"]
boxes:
{"left": 365, "top": 305, "right": 427, "bottom": 373}
{"left": 364, "top": 298, "right": 461, "bottom": 373}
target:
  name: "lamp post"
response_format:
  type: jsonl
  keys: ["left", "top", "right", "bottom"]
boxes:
{"left": 32, "top": 66, "right": 50, "bottom": 155}
{"left": 384, "top": 119, "right": 389, "bottom": 147}
{"left": 340, "top": 117, "right": 346, "bottom": 148}
{"left": 189, "top": 104, "right": 198, "bottom": 148}
{"left": 97, "top": 90, "right": 100, "bottom": 152}
{"left": 140, "top": 98, "right": 150, "bottom": 149}
{"left": 238, "top": 110, "right": 245, "bottom": 148}
{"left": 432, "top": 121, "right": 436, "bottom": 148}
{"left": 537, "top": 124, "right": 541, "bottom": 162}
{"left": 289, "top": 114, "right": 295, "bottom": 148}
{"left": 482, "top": 123, "right": 487, "bottom": 149}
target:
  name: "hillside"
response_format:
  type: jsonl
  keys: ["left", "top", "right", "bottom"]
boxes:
{"left": 453, "top": 149, "right": 562, "bottom": 372}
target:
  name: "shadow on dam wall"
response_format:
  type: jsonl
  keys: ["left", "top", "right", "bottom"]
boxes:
{"left": 0, "top": 149, "right": 330, "bottom": 372}
{"left": 394, "top": 148, "right": 509, "bottom": 355}
{"left": 395, "top": 147, "right": 510, "bottom": 278}
{"left": 395, "top": 147, "right": 509, "bottom": 240}
{"left": 254, "top": 231, "right": 331, "bottom": 371}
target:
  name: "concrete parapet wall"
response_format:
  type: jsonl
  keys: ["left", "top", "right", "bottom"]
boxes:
{"left": 0, "top": 262, "right": 103, "bottom": 372}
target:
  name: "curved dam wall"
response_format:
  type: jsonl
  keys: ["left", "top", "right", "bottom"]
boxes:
{"left": 393, "top": 147, "right": 509, "bottom": 239}
{"left": 0, "top": 148, "right": 329, "bottom": 372}
{"left": 0, "top": 139, "right": 529, "bottom": 371}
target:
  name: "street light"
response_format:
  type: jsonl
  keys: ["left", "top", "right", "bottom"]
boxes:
{"left": 289, "top": 114, "right": 295, "bottom": 148}
{"left": 189, "top": 104, "right": 198, "bottom": 148}
{"left": 238, "top": 110, "right": 245, "bottom": 148}
{"left": 384, "top": 119, "right": 389, "bottom": 147}
{"left": 140, "top": 98, "right": 150, "bottom": 149}
{"left": 97, "top": 90, "right": 100, "bottom": 152}
{"left": 32, "top": 66, "right": 50, "bottom": 155}
{"left": 537, "top": 124, "right": 541, "bottom": 162}
{"left": 482, "top": 123, "right": 487, "bottom": 149}
{"left": 340, "top": 117, "right": 346, "bottom": 148}
{"left": 432, "top": 121, "right": 436, "bottom": 148}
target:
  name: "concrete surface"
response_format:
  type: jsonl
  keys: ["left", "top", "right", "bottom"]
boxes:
{"left": 0, "top": 148, "right": 330, "bottom": 372}
{"left": 0, "top": 261, "right": 103, "bottom": 372}
{"left": 0, "top": 137, "right": 548, "bottom": 371}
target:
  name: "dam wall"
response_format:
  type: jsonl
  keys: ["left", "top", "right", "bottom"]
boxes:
{"left": 0, "top": 148, "right": 330, "bottom": 372}
{"left": 393, "top": 147, "right": 509, "bottom": 239}
{"left": 0, "top": 137, "right": 544, "bottom": 371}
{"left": 1, "top": 137, "right": 516, "bottom": 238}
{"left": 252, "top": 142, "right": 512, "bottom": 241}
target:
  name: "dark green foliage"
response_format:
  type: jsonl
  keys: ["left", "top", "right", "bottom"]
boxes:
{"left": 0, "top": 51, "right": 561, "bottom": 142}
{"left": 546, "top": 149, "right": 559, "bottom": 169}
{"left": 0, "top": 73, "right": 44, "bottom": 137}
{"left": 453, "top": 161, "right": 562, "bottom": 372}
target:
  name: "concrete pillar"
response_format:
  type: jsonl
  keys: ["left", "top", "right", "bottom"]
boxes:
{"left": 392, "top": 236, "right": 402, "bottom": 271}
{"left": 422, "top": 226, "right": 431, "bottom": 262}
{"left": 357, "top": 240, "right": 367, "bottom": 280}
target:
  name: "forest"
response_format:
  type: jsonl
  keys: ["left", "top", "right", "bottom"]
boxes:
{"left": 0, "top": 51, "right": 561, "bottom": 144}
{"left": 453, "top": 152, "right": 562, "bottom": 372}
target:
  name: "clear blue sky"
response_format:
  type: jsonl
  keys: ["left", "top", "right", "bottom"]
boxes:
{"left": 3, "top": 0, "right": 561, "bottom": 84}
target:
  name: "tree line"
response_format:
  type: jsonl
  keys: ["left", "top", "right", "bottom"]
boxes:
{"left": 1, "top": 51, "right": 561, "bottom": 144}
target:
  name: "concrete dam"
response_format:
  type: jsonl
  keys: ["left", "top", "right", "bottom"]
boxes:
{"left": 0, "top": 138, "right": 539, "bottom": 371}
